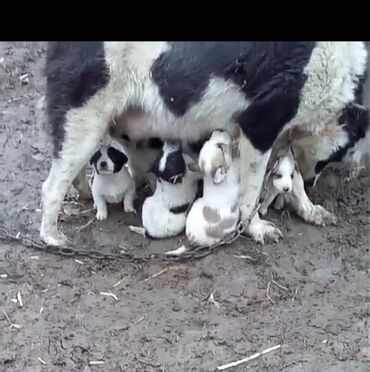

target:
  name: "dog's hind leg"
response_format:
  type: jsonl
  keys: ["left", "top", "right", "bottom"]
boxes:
{"left": 72, "top": 168, "right": 92, "bottom": 199}
{"left": 41, "top": 107, "right": 109, "bottom": 246}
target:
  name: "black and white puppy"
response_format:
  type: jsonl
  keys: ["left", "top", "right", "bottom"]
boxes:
{"left": 90, "top": 138, "right": 136, "bottom": 220}
{"left": 130, "top": 140, "right": 200, "bottom": 239}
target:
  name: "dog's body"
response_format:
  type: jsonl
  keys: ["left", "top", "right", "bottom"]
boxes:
{"left": 137, "top": 141, "right": 199, "bottom": 238}
{"left": 90, "top": 138, "right": 136, "bottom": 220}
{"left": 186, "top": 131, "right": 240, "bottom": 247}
{"left": 41, "top": 42, "right": 367, "bottom": 246}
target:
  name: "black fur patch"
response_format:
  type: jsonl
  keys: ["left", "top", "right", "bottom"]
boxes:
{"left": 107, "top": 147, "right": 129, "bottom": 173}
{"left": 46, "top": 42, "right": 110, "bottom": 157}
{"left": 90, "top": 149, "right": 102, "bottom": 167}
{"left": 315, "top": 103, "right": 369, "bottom": 174}
{"left": 150, "top": 142, "right": 186, "bottom": 184}
{"left": 151, "top": 42, "right": 315, "bottom": 152}
{"left": 170, "top": 203, "right": 190, "bottom": 214}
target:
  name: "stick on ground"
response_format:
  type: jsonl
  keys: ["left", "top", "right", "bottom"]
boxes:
{"left": 217, "top": 344, "right": 281, "bottom": 370}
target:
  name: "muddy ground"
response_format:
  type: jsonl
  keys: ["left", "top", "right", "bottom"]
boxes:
{"left": 0, "top": 42, "right": 369, "bottom": 372}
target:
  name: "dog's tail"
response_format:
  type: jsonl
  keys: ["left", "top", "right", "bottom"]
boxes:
{"left": 34, "top": 95, "right": 51, "bottom": 137}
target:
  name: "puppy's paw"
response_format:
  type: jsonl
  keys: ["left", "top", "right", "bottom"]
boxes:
{"left": 96, "top": 208, "right": 108, "bottom": 221}
{"left": 247, "top": 218, "right": 283, "bottom": 244}
{"left": 124, "top": 205, "right": 136, "bottom": 214}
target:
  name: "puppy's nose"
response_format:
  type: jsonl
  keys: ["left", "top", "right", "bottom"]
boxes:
{"left": 100, "top": 161, "right": 107, "bottom": 168}
{"left": 283, "top": 186, "right": 290, "bottom": 192}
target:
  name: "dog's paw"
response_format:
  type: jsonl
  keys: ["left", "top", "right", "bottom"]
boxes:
{"left": 259, "top": 207, "right": 268, "bottom": 216}
{"left": 247, "top": 218, "right": 283, "bottom": 244}
{"left": 41, "top": 231, "right": 70, "bottom": 247}
{"left": 96, "top": 209, "right": 108, "bottom": 221}
{"left": 309, "top": 205, "right": 338, "bottom": 226}
{"left": 124, "top": 204, "right": 136, "bottom": 214}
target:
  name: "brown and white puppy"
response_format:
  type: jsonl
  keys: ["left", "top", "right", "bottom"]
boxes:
{"left": 186, "top": 130, "right": 240, "bottom": 247}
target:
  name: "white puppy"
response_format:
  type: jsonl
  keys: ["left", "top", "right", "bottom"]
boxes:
{"left": 186, "top": 130, "right": 240, "bottom": 247}
{"left": 90, "top": 138, "right": 136, "bottom": 220}
{"left": 130, "top": 141, "right": 200, "bottom": 239}
{"left": 259, "top": 147, "right": 296, "bottom": 216}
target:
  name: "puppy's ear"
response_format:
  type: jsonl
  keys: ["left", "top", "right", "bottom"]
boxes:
{"left": 212, "top": 167, "right": 227, "bottom": 184}
{"left": 107, "top": 147, "right": 128, "bottom": 173}
{"left": 90, "top": 150, "right": 101, "bottom": 166}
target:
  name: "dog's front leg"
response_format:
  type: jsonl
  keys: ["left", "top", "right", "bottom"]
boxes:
{"left": 123, "top": 182, "right": 136, "bottom": 214}
{"left": 93, "top": 191, "right": 108, "bottom": 220}
{"left": 239, "top": 134, "right": 283, "bottom": 242}
{"left": 285, "top": 170, "right": 338, "bottom": 226}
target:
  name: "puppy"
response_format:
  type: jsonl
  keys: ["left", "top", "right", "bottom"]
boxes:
{"left": 130, "top": 140, "right": 200, "bottom": 239}
{"left": 90, "top": 138, "right": 136, "bottom": 220}
{"left": 259, "top": 147, "right": 296, "bottom": 216}
{"left": 186, "top": 130, "right": 240, "bottom": 247}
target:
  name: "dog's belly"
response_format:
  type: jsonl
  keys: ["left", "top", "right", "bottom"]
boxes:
{"left": 105, "top": 193, "right": 124, "bottom": 204}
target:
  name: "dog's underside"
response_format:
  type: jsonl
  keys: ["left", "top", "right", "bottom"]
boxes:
{"left": 41, "top": 42, "right": 367, "bottom": 246}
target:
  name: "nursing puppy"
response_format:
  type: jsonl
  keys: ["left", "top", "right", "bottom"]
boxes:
{"left": 90, "top": 138, "right": 136, "bottom": 220}
{"left": 186, "top": 131, "right": 240, "bottom": 247}
{"left": 259, "top": 147, "right": 296, "bottom": 216}
{"left": 131, "top": 140, "right": 200, "bottom": 239}
{"left": 259, "top": 143, "right": 337, "bottom": 227}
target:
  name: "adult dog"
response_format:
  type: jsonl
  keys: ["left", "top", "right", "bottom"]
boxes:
{"left": 41, "top": 42, "right": 367, "bottom": 246}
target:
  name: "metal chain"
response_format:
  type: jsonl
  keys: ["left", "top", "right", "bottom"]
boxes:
{"left": 0, "top": 202, "right": 260, "bottom": 263}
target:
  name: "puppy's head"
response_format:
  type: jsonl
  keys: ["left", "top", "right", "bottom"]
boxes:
{"left": 150, "top": 140, "right": 186, "bottom": 184}
{"left": 90, "top": 144, "right": 128, "bottom": 175}
{"left": 198, "top": 130, "right": 232, "bottom": 184}
{"left": 271, "top": 147, "right": 296, "bottom": 193}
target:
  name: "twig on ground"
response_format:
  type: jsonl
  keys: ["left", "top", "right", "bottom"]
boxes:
{"left": 38, "top": 357, "right": 46, "bottom": 365}
{"left": 144, "top": 268, "right": 168, "bottom": 282}
{"left": 99, "top": 290, "right": 118, "bottom": 301}
{"left": 208, "top": 292, "right": 220, "bottom": 308}
{"left": 17, "top": 291, "right": 23, "bottom": 307}
{"left": 266, "top": 281, "right": 274, "bottom": 304}
{"left": 73, "top": 216, "right": 95, "bottom": 231}
{"left": 217, "top": 344, "right": 281, "bottom": 370}
{"left": 233, "top": 254, "right": 257, "bottom": 262}
{"left": 292, "top": 286, "right": 299, "bottom": 301}
{"left": 2, "top": 310, "right": 22, "bottom": 329}
{"left": 89, "top": 361, "right": 104, "bottom": 366}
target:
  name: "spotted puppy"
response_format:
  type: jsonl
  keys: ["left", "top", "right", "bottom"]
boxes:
{"left": 186, "top": 130, "right": 240, "bottom": 247}
{"left": 260, "top": 144, "right": 337, "bottom": 227}
{"left": 90, "top": 138, "right": 136, "bottom": 220}
{"left": 130, "top": 140, "right": 200, "bottom": 239}
{"left": 259, "top": 147, "right": 296, "bottom": 216}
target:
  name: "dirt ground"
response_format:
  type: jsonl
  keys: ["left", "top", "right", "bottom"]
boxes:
{"left": 0, "top": 42, "right": 369, "bottom": 372}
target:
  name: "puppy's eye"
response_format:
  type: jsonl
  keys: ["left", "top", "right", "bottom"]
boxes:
{"left": 275, "top": 174, "right": 282, "bottom": 179}
{"left": 290, "top": 173, "right": 294, "bottom": 179}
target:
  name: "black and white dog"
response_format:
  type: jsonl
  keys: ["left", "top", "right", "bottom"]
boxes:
{"left": 41, "top": 42, "right": 367, "bottom": 246}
